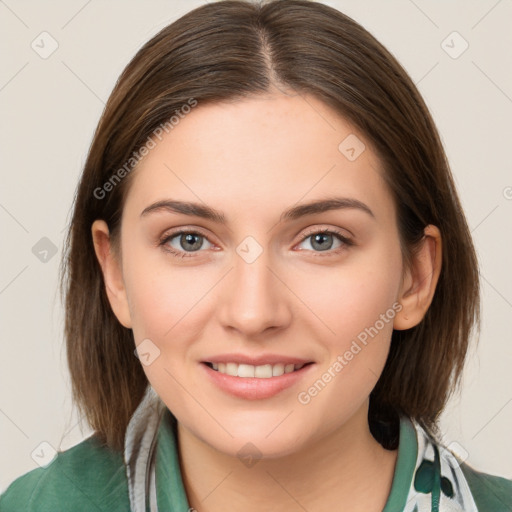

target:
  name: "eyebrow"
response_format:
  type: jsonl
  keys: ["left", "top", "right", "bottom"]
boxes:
{"left": 140, "top": 196, "right": 375, "bottom": 223}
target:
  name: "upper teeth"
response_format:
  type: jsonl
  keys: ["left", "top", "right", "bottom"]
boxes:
{"left": 211, "top": 362, "right": 305, "bottom": 378}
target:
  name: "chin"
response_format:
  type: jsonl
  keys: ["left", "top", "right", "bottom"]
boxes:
{"left": 197, "top": 421, "right": 312, "bottom": 461}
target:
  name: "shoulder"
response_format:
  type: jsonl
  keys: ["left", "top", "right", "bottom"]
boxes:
{"left": 0, "top": 434, "right": 130, "bottom": 512}
{"left": 459, "top": 461, "right": 512, "bottom": 511}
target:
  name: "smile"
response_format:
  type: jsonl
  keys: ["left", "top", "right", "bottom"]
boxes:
{"left": 201, "top": 361, "right": 316, "bottom": 400}
{"left": 205, "top": 362, "right": 311, "bottom": 378}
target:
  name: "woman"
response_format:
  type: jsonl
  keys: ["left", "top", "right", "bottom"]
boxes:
{"left": 1, "top": 1, "right": 510, "bottom": 511}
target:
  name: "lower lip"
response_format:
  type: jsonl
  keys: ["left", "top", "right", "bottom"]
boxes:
{"left": 200, "top": 362, "right": 315, "bottom": 400}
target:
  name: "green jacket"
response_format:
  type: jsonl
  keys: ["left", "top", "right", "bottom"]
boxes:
{"left": 1, "top": 388, "right": 511, "bottom": 511}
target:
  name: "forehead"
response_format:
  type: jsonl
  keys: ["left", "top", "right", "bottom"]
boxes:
{"left": 124, "top": 93, "right": 396, "bottom": 225}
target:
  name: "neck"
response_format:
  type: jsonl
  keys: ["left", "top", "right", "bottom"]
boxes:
{"left": 176, "top": 403, "right": 398, "bottom": 512}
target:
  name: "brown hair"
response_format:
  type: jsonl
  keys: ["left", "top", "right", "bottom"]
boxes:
{"left": 60, "top": 0, "right": 480, "bottom": 452}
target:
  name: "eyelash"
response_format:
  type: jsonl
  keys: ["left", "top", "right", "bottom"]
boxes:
{"left": 158, "top": 227, "right": 354, "bottom": 259}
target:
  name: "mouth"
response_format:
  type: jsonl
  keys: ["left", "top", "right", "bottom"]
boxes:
{"left": 199, "top": 352, "right": 317, "bottom": 400}
{"left": 203, "top": 361, "right": 314, "bottom": 378}
{"left": 200, "top": 359, "right": 316, "bottom": 400}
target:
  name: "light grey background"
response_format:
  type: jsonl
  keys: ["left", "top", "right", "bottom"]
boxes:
{"left": 1, "top": 0, "right": 511, "bottom": 491}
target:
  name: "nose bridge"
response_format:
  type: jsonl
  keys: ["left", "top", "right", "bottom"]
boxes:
{"left": 217, "top": 239, "right": 290, "bottom": 336}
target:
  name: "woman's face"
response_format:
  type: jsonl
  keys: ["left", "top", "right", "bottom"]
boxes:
{"left": 102, "top": 91, "right": 410, "bottom": 458}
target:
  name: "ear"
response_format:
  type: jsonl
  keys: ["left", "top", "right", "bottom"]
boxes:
{"left": 91, "top": 220, "right": 132, "bottom": 328}
{"left": 393, "top": 224, "right": 442, "bottom": 330}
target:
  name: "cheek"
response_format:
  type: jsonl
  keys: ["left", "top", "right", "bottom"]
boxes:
{"left": 123, "top": 256, "right": 210, "bottom": 405}
{"left": 294, "top": 254, "right": 401, "bottom": 348}
{"left": 291, "top": 249, "right": 401, "bottom": 408}
{"left": 126, "top": 266, "right": 206, "bottom": 341}
{"left": 122, "top": 244, "right": 221, "bottom": 364}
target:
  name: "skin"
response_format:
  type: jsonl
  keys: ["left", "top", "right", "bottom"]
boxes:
{"left": 92, "top": 89, "right": 442, "bottom": 511}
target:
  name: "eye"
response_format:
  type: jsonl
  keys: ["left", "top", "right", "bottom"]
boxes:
{"left": 159, "top": 227, "right": 354, "bottom": 259}
{"left": 160, "top": 230, "right": 214, "bottom": 258}
{"left": 296, "top": 228, "right": 353, "bottom": 255}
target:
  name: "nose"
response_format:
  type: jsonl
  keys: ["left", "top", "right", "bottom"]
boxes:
{"left": 216, "top": 248, "right": 292, "bottom": 338}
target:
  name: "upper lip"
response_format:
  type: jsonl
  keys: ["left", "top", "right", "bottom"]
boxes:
{"left": 202, "top": 353, "right": 314, "bottom": 366}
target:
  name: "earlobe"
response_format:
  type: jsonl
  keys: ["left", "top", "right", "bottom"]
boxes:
{"left": 393, "top": 225, "right": 442, "bottom": 331}
{"left": 91, "top": 220, "right": 133, "bottom": 329}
